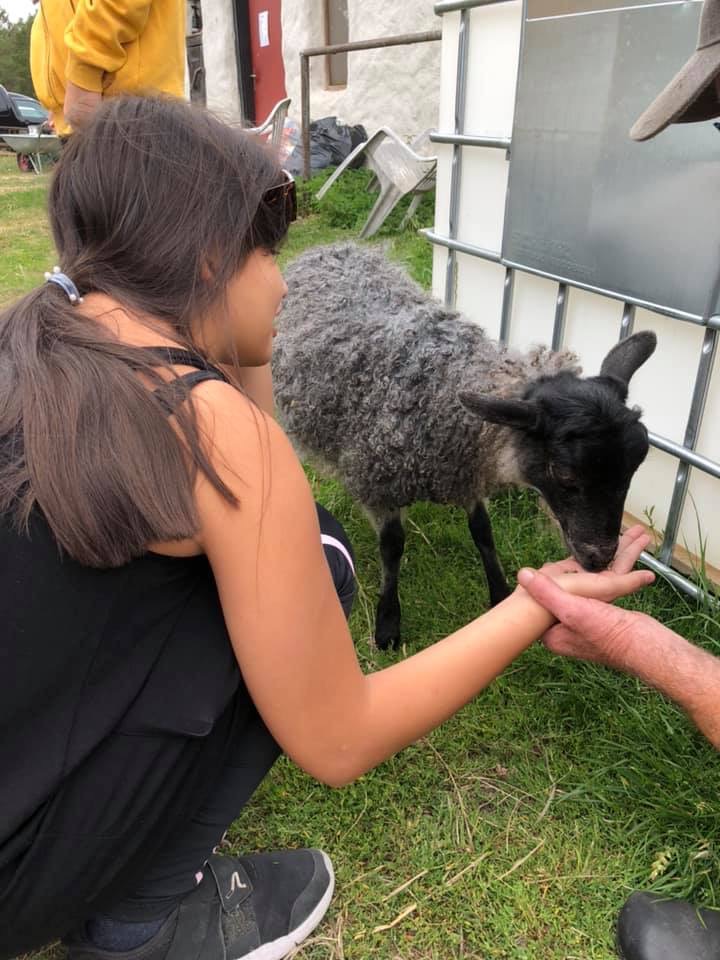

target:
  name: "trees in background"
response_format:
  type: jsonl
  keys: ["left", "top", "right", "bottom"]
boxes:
{"left": 0, "top": 11, "right": 35, "bottom": 96}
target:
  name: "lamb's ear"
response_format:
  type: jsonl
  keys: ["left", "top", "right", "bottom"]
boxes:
{"left": 600, "top": 331, "right": 657, "bottom": 386}
{"left": 459, "top": 392, "right": 539, "bottom": 431}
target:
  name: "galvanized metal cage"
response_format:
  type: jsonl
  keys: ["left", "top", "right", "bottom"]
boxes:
{"left": 426, "top": 0, "right": 720, "bottom": 598}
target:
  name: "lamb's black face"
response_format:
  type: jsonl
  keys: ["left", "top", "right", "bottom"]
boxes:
{"left": 458, "top": 330, "right": 656, "bottom": 573}
{"left": 518, "top": 375, "right": 650, "bottom": 570}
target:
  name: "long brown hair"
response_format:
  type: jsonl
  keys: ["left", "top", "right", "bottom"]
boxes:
{"left": 0, "top": 96, "right": 290, "bottom": 566}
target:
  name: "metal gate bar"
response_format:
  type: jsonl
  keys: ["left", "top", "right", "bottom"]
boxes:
{"left": 552, "top": 282, "right": 569, "bottom": 351}
{"left": 422, "top": 228, "right": 716, "bottom": 327}
{"left": 499, "top": 267, "right": 515, "bottom": 344}
{"left": 619, "top": 302, "right": 636, "bottom": 340}
{"left": 300, "top": 30, "right": 442, "bottom": 179}
{"left": 424, "top": 229, "right": 503, "bottom": 262}
{"left": 658, "top": 327, "right": 718, "bottom": 564}
{"left": 648, "top": 432, "right": 720, "bottom": 479}
{"left": 431, "top": 0, "right": 720, "bottom": 600}
{"left": 431, "top": 133, "right": 512, "bottom": 148}
{"left": 436, "top": 0, "right": 512, "bottom": 11}
{"left": 444, "top": 8, "right": 471, "bottom": 304}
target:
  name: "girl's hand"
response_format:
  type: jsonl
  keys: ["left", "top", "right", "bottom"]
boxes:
{"left": 528, "top": 525, "right": 654, "bottom": 605}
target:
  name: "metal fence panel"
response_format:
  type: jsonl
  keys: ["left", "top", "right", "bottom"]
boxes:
{"left": 503, "top": 0, "right": 720, "bottom": 321}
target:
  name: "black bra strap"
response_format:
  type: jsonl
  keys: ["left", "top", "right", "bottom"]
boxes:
{"left": 142, "top": 346, "right": 229, "bottom": 381}
{"left": 143, "top": 347, "right": 230, "bottom": 415}
{"left": 153, "top": 370, "right": 229, "bottom": 416}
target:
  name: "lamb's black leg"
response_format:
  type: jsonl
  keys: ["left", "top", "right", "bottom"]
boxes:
{"left": 374, "top": 511, "right": 406, "bottom": 650}
{"left": 467, "top": 500, "right": 511, "bottom": 606}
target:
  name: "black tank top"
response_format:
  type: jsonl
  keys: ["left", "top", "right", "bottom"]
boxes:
{"left": 0, "top": 350, "right": 249, "bottom": 954}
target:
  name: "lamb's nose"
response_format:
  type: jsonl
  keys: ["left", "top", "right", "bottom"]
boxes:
{"left": 578, "top": 544, "right": 614, "bottom": 571}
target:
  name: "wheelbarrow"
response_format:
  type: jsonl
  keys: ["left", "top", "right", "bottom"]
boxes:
{"left": 1, "top": 130, "right": 61, "bottom": 174}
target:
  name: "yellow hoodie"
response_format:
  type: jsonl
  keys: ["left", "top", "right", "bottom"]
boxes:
{"left": 31, "top": 0, "right": 186, "bottom": 136}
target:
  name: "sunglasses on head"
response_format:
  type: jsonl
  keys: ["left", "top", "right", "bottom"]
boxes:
{"left": 263, "top": 169, "right": 297, "bottom": 224}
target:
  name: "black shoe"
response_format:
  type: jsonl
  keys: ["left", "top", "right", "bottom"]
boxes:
{"left": 617, "top": 891, "right": 720, "bottom": 960}
{"left": 67, "top": 849, "right": 335, "bottom": 960}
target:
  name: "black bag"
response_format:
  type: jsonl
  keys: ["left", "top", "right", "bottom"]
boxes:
{"left": 286, "top": 117, "right": 368, "bottom": 175}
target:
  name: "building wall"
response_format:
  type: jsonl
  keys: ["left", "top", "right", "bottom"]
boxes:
{"left": 202, "top": 0, "right": 243, "bottom": 121}
{"left": 282, "top": 0, "right": 441, "bottom": 140}
{"left": 197, "top": 0, "right": 440, "bottom": 136}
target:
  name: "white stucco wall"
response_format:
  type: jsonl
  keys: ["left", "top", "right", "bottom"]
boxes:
{"left": 282, "top": 0, "right": 441, "bottom": 140}
{"left": 202, "top": 0, "right": 243, "bottom": 121}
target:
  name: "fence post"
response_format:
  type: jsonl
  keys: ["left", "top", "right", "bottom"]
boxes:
{"left": 301, "top": 54, "right": 311, "bottom": 180}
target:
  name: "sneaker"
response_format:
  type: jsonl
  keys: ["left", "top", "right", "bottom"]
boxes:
{"left": 617, "top": 890, "right": 720, "bottom": 960}
{"left": 66, "top": 848, "right": 335, "bottom": 960}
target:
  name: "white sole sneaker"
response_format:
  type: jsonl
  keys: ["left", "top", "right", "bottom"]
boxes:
{"left": 232, "top": 852, "right": 335, "bottom": 960}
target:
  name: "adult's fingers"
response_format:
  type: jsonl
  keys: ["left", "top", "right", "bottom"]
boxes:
{"left": 518, "top": 567, "right": 654, "bottom": 623}
{"left": 541, "top": 623, "right": 579, "bottom": 655}
{"left": 561, "top": 567, "right": 655, "bottom": 602}
{"left": 517, "top": 569, "right": 586, "bottom": 629}
{"left": 611, "top": 526, "right": 651, "bottom": 575}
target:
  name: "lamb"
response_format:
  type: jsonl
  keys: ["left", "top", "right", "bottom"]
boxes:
{"left": 272, "top": 242, "right": 656, "bottom": 649}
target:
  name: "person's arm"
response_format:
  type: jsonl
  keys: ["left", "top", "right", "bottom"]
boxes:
{"left": 517, "top": 569, "right": 720, "bottom": 749}
{"left": 63, "top": 0, "right": 152, "bottom": 95}
{"left": 192, "top": 381, "right": 654, "bottom": 787}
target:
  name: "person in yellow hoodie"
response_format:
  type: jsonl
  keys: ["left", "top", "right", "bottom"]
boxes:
{"left": 30, "top": 0, "right": 185, "bottom": 135}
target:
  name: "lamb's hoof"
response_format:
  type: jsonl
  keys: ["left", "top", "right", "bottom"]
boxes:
{"left": 374, "top": 626, "right": 401, "bottom": 651}
{"left": 374, "top": 610, "right": 401, "bottom": 650}
{"left": 375, "top": 597, "right": 401, "bottom": 650}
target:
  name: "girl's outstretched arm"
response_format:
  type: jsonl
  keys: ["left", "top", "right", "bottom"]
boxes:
{"left": 194, "top": 382, "right": 653, "bottom": 787}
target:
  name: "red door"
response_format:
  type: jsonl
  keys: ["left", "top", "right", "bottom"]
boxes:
{"left": 247, "top": 0, "right": 287, "bottom": 124}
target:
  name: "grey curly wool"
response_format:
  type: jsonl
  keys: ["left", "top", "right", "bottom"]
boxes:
{"left": 273, "top": 243, "right": 578, "bottom": 508}
{"left": 273, "top": 242, "right": 655, "bottom": 650}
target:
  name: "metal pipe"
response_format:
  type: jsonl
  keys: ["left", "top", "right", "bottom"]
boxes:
{"left": 444, "top": 8, "right": 471, "bottom": 306}
{"left": 430, "top": 133, "right": 512, "bottom": 149}
{"left": 301, "top": 31, "right": 441, "bottom": 58}
{"left": 648, "top": 432, "right": 720, "bottom": 480}
{"left": 619, "top": 302, "right": 635, "bottom": 341}
{"left": 639, "top": 550, "right": 715, "bottom": 605}
{"left": 502, "top": 258, "right": 706, "bottom": 326}
{"left": 300, "top": 54, "right": 311, "bottom": 180}
{"left": 551, "top": 282, "right": 568, "bottom": 351}
{"left": 499, "top": 267, "right": 515, "bottom": 344}
{"left": 299, "top": 31, "right": 442, "bottom": 181}
{"left": 435, "top": 0, "right": 514, "bottom": 13}
{"left": 659, "top": 327, "right": 718, "bottom": 564}
{"left": 431, "top": 231, "right": 711, "bottom": 325}
{"left": 421, "top": 229, "right": 503, "bottom": 262}
{"left": 426, "top": 233, "right": 710, "bottom": 325}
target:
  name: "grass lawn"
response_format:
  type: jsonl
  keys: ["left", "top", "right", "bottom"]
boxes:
{"left": 1, "top": 152, "right": 719, "bottom": 960}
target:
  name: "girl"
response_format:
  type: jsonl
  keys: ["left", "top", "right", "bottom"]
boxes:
{"left": 0, "top": 96, "right": 654, "bottom": 960}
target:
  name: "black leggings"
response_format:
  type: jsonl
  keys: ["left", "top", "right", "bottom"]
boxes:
{"left": 102, "top": 503, "right": 356, "bottom": 922}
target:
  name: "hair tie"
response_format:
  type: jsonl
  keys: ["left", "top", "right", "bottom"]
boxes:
{"left": 44, "top": 266, "right": 83, "bottom": 305}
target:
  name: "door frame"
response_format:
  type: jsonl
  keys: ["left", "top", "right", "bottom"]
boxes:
{"left": 232, "top": 0, "right": 257, "bottom": 122}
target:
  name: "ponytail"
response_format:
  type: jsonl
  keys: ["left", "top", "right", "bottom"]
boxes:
{"left": 0, "top": 283, "right": 236, "bottom": 567}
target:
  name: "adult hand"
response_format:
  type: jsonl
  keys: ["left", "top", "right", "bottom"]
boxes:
{"left": 519, "top": 570, "right": 648, "bottom": 668}
{"left": 515, "top": 526, "right": 654, "bottom": 667}
{"left": 64, "top": 80, "right": 102, "bottom": 131}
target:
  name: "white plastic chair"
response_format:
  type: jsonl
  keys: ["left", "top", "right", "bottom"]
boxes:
{"left": 316, "top": 127, "right": 437, "bottom": 238}
{"left": 245, "top": 97, "right": 291, "bottom": 151}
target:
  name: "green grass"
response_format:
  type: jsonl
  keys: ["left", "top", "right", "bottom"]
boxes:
{"left": 2, "top": 154, "right": 719, "bottom": 960}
